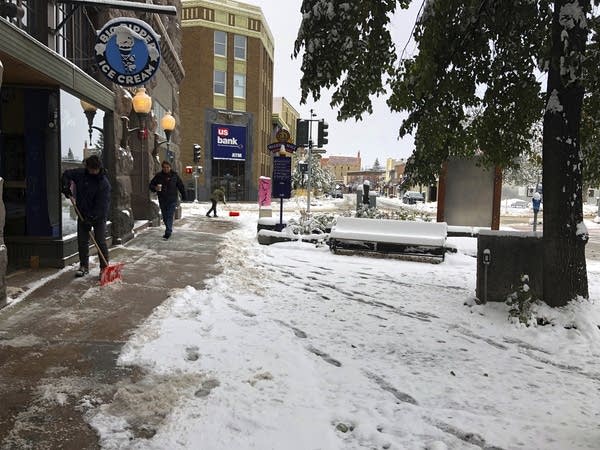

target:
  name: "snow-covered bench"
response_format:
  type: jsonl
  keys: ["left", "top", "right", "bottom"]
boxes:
{"left": 328, "top": 217, "right": 448, "bottom": 261}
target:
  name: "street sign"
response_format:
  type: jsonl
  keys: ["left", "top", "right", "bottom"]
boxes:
{"left": 267, "top": 142, "right": 297, "bottom": 153}
{"left": 312, "top": 148, "right": 326, "bottom": 154}
{"left": 272, "top": 156, "right": 291, "bottom": 199}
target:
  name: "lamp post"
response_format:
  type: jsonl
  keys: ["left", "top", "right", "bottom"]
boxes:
{"left": 154, "top": 111, "right": 176, "bottom": 164}
{"left": 131, "top": 87, "right": 152, "bottom": 139}
{"left": 80, "top": 99, "right": 104, "bottom": 146}
{"left": 120, "top": 87, "right": 153, "bottom": 148}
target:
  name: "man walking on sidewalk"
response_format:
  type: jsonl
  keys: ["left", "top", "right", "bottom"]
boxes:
{"left": 150, "top": 160, "right": 186, "bottom": 239}
{"left": 62, "top": 155, "right": 111, "bottom": 277}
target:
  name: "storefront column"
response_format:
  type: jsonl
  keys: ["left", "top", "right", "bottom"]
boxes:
{"left": 0, "top": 59, "right": 7, "bottom": 308}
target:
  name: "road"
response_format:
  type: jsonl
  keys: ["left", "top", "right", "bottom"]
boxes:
{"left": 500, "top": 214, "right": 600, "bottom": 260}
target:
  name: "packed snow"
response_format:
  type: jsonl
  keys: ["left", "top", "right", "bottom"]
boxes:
{"left": 83, "top": 199, "right": 600, "bottom": 450}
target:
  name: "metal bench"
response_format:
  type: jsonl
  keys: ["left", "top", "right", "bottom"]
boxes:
{"left": 328, "top": 217, "right": 448, "bottom": 261}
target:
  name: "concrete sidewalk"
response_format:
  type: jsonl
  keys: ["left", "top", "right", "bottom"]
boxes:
{"left": 0, "top": 215, "right": 236, "bottom": 449}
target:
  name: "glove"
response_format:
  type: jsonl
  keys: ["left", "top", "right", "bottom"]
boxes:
{"left": 62, "top": 186, "right": 72, "bottom": 198}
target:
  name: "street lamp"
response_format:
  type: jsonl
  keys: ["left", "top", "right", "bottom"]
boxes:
{"left": 120, "top": 87, "right": 153, "bottom": 147}
{"left": 154, "top": 111, "right": 176, "bottom": 163}
{"left": 80, "top": 99, "right": 103, "bottom": 144}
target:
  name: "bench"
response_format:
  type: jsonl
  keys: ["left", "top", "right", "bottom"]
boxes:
{"left": 328, "top": 217, "right": 448, "bottom": 261}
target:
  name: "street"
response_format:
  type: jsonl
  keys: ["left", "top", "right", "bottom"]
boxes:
{"left": 500, "top": 214, "right": 600, "bottom": 260}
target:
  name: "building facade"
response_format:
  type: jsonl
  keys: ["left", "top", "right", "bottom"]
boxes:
{"left": 180, "top": 0, "right": 274, "bottom": 201}
{"left": 0, "top": 2, "right": 184, "bottom": 304}
{"left": 320, "top": 152, "right": 362, "bottom": 187}
{"left": 272, "top": 97, "right": 300, "bottom": 143}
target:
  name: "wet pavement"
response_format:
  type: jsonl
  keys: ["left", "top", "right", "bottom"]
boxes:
{"left": 0, "top": 216, "right": 237, "bottom": 449}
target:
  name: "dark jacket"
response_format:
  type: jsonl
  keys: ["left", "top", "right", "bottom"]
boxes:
{"left": 210, "top": 188, "right": 226, "bottom": 203}
{"left": 62, "top": 168, "right": 111, "bottom": 222}
{"left": 149, "top": 170, "right": 186, "bottom": 205}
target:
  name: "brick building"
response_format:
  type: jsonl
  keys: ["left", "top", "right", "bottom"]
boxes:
{"left": 320, "top": 151, "right": 362, "bottom": 186}
{"left": 180, "top": 0, "right": 274, "bottom": 201}
{"left": 0, "top": 0, "right": 183, "bottom": 290}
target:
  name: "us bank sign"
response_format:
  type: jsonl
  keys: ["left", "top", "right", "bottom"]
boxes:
{"left": 95, "top": 18, "right": 161, "bottom": 87}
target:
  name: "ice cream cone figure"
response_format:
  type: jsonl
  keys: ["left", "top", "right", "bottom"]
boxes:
{"left": 115, "top": 25, "right": 137, "bottom": 73}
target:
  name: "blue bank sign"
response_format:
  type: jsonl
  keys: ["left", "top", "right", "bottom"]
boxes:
{"left": 211, "top": 124, "right": 247, "bottom": 161}
{"left": 95, "top": 18, "right": 161, "bottom": 87}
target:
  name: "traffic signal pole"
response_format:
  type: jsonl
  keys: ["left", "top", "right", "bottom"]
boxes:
{"left": 296, "top": 110, "right": 328, "bottom": 215}
{"left": 306, "top": 109, "right": 317, "bottom": 214}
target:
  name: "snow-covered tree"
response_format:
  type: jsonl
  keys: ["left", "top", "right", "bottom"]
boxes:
{"left": 294, "top": 0, "right": 595, "bottom": 306}
{"left": 292, "top": 152, "right": 335, "bottom": 194}
{"left": 372, "top": 158, "right": 383, "bottom": 171}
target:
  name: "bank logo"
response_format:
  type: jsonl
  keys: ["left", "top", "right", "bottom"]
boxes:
{"left": 216, "top": 127, "right": 241, "bottom": 147}
{"left": 95, "top": 17, "right": 161, "bottom": 87}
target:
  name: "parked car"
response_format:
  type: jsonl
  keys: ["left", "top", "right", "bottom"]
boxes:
{"left": 402, "top": 191, "right": 425, "bottom": 204}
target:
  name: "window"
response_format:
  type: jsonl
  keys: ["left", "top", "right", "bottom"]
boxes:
{"left": 233, "top": 73, "right": 246, "bottom": 98}
{"left": 214, "top": 70, "right": 226, "bottom": 95}
{"left": 214, "top": 30, "right": 227, "bottom": 57}
{"left": 234, "top": 35, "right": 246, "bottom": 60}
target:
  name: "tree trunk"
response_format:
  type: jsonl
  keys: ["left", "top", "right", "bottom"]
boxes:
{"left": 542, "top": 0, "right": 589, "bottom": 307}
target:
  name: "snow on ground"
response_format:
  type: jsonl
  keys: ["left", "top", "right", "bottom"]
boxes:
{"left": 87, "top": 200, "right": 600, "bottom": 450}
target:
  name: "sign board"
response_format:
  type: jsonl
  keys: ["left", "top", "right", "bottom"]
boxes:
{"left": 211, "top": 124, "right": 247, "bottom": 161}
{"left": 267, "top": 142, "right": 297, "bottom": 153}
{"left": 272, "top": 156, "right": 292, "bottom": 199}
{"left": 95, "top": 18, "right": 161, "bottom": 86}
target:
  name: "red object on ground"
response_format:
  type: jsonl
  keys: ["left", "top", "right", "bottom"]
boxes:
{"left": 229, "top": 211, "right": 240, "bottom": 217}
{"left": 100, "top": 262, "right": 125, "bottom": 286}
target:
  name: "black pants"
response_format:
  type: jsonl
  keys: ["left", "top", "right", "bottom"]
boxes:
{"left": 77, "top": 219, "right": 108, "bottom": 269}
{"left": 207, "top": 199, "right": 217, "bottom": 216}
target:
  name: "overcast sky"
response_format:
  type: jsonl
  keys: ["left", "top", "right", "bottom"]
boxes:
{"left": 253, "top": 0, "right": 422, "bottom": 169}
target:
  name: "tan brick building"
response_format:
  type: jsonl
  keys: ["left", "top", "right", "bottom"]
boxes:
{"left": 320, "top": 152, "right": 362, "bottom": 186}
{"left": 272, "top": 97, "right": 300, "bottom": 143}
{"left": 180, "top": 0, "right": 274, "bottom": 201}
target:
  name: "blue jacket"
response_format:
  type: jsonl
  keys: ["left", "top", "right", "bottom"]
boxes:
{"left": 62, "top": 168, "right": 111, "bottom": 222}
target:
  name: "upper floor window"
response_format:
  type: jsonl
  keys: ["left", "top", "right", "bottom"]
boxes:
{"left": 233, "top": 73, "right": 246, "bottom": 98}
{"left": 214, "top": 30, "right": 227, "bottom": 57}
{"left": 214, "top": 70, "right": 226, "bottom": 95}
{"left": 234, "top": 35, "right": 247, "bottom": 60}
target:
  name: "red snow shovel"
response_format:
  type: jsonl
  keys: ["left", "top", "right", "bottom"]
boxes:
{"left": 70, "top": 198, "right": 124, "bottom": 285}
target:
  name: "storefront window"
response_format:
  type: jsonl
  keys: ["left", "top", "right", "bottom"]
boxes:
{"left": 60, "top": 90, "right": 104, "bottom": 236}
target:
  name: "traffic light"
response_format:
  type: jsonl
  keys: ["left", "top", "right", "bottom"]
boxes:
{"left": 317, "top": 120, "right": 329, "bottom": 147}
{"left": 193, "top": 144, "right": 201, "bottom": 162}
{"left": 296, "top": 119, "right": 309, "bottom": 146}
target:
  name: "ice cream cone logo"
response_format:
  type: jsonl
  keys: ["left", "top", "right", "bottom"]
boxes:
{"left": 95, "top": 18, "right": 162, "bottom": 87}
{"left": 115, "top": 25, "right": 137, "bottom": 73}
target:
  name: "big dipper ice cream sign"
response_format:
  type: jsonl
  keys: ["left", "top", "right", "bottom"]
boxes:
{"left": 95, "top": 18, "right": 161, "bottom": 86}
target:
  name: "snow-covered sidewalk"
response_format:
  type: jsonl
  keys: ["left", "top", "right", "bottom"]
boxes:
{"left": 88, "top": 203, "right": 600, "bottom": 450}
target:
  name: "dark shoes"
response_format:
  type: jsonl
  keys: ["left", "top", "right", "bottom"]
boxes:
{"left": 206, "top": 213, "right": 211, "bottom": 217}
{"left": 163, "top": 232, "right": 171, "bottom": 240}
{"left": 75, "top": 266, "right": 89, "bottom": 277}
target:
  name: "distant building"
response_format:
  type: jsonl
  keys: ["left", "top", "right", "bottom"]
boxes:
{"left": 320, "top": 151, "right": 362, "bottom": 186}
{"left": 181, "top": 0, "right": 275, "bottom": 201}
{"left": 383, "top": 158, "right": 406, "bottom": 196}
{"left": 272, "top": 97, "right": 300, "bottom": 143}
{"left": 345, "top": 168, "right": 385, "bottom": 192}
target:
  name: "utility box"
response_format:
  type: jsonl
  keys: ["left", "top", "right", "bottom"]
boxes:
{"left": 476, "top": 231, "right": 543, "bottom": 302}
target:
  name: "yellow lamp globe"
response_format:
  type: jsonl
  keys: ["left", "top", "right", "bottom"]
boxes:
{"left": 80, "top": 99, "right": 97, "bottom": 113}
{"left": 132, "top": 87, "right": 152, "bottom": 114}
{"left": 161, "top": 111, "right": 176, "bottom": 132}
